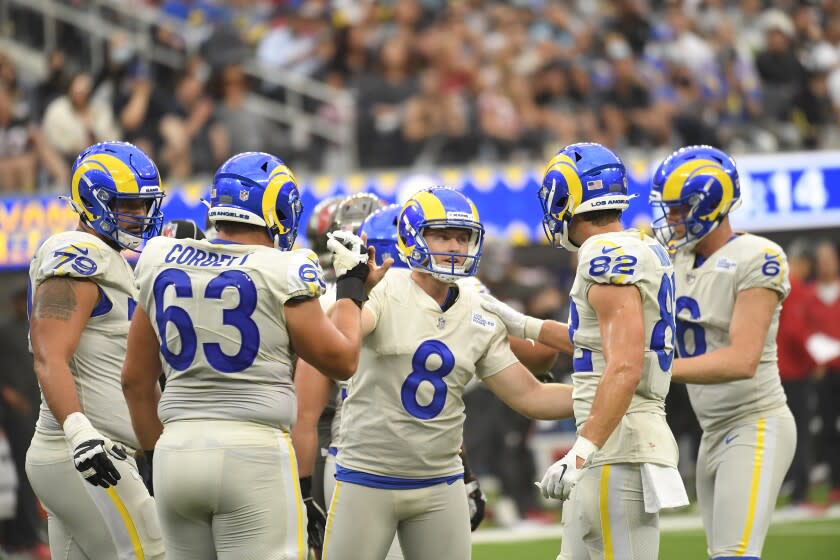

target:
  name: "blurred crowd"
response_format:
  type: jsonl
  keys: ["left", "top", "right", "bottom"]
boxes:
{"left": 3, "top": 0, "right": 840, "bottom": 192}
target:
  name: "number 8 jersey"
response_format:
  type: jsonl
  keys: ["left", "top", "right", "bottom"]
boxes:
{"left": 336, "top": 269, "right": 518, "bottom": 481}
{"left": 569, "top": 230, "right": 679, "bottom": 468}
{"left": 672, "top": 233, "right": 790, "bottom": 432}
{"left": 134, "top": 236, "right": 326, "bottom": 431}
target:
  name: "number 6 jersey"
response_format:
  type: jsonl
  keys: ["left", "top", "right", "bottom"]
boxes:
{"left": 336, "top": 269, "right": 518, "bottom": 482}
{"left": 568, "top": 230, "right": 679, "bottom": 469}
{"left": 672, "top": 233, "right": 790, "bottom": 433}
{"left": 134, "top": 236, "right": 326, "bottom": 431}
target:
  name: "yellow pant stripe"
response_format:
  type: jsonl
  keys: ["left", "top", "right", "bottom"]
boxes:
{"left": 599, "top": 465, "right": 614, "bottom": 560}
{"left": 322, "top": 480, "right": 342, "bottom": 559}
{"left": 281, "top": 433, "right": 306, "bottom": 558}
{"left": 105, "top": 487, "right": 145, "bottom": 560}
{"left": 736, "top": 418, "right": 766, "bottom": 556}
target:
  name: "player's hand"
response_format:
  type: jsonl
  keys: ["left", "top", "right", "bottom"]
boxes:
{"left": 64, "top": 412, "right": 125, "bottom": 488}
{"left": 479, "top": 294, "right": 544, "bottom": 340}
{"left": 327, "top": 231, "right": 368, "bottom": 278}
{"left": 536, "top": 436, "right": 597, "bottom": 500}
{"left": 299, "top": 477, "right": 326, "bottom": 553}
{"left": 465, "top": 479, "right": 486, "bottom": 531}
{"left": 364, "top": 244, "right": 393, "bottom": 293}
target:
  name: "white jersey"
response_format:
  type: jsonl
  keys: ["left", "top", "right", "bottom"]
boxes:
{"left": 569, "top": 230, "right": 679, "bottom": 468}
{"left": 134, "top": 236, "right": 326, "bottom": 431}
{"left": 336, "top": 270, "right": 519, "bottom": 481}
{"left": 673, "top": 233, "right": 790, "bottom": 432}
{"left": 29, "top": 231, "right": 139, "bottom": 447}
{"left": 327, "top": 272, "right": 489, "bottom": 450}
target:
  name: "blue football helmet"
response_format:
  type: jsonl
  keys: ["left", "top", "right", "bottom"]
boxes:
{"left": 207, "top": 152, "right": 302, "bottom": 250}
{"left": 358, "top": 203, "right": 408, "bottom": 268}
{"left": 539, "top": 142, "right": 629, "bottom": 251}
{"left": 67, "top": 141, "right": 164, "bottom": 251}
{"left": 397, "top": 186, "right": 483, "bottom": 282}
{"left": 649, "top": 145, "right": 741, "bottom": 252}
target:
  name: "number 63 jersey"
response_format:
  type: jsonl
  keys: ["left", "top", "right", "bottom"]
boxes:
{"left": 672, "top": 233, "right": 790, "bottom": 433}
{"left": 336, "top": 270, "right": 519, "bottom": 481}
{"left": 134, "top": 236, "right": 326, "bottom": 431}
{"left": 569, "top": 230, "right": 679, "bottom": 469}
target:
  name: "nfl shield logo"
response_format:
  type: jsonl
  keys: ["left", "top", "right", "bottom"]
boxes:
{"left": 437, "top": 317, "right": 446, "bottom": 330}
{"left": 239, "top": 189, "right": 250, "bottom": 202}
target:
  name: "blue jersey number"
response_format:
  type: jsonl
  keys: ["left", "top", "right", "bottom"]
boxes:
{"left": 588, "top": 255, "right": 638, "bottom": 277}
{"left": 568, "top": 299, "right": 593, "bottom": 372}
{"left": 153, "top": 269, "right": 260, "bottom": 372}
{"left": 650, "top": 273, "right": 676, "bottom": 371}
{"left": 401, "top": 340, "right": 455, "bottom": 420}
{"left": 675, "top": 296, "right": 707, "bottom": 357}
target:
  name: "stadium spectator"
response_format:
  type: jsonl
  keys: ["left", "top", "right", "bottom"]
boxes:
{"left": 809, "top": 240, "right": 840, "bottom": 508}
{"left": 778, "top": 240, "right": 818, "bottom": 508}
{"left": 42, "top": 72, "right": 120, "bottom": 164}
{"left": 172, "top": 68, "right": 228, "bottom": 175}
{"left": 0, "top": 287, "right": 48, "bottom": 559}
{"left": 215, "top": 63, "right": 283, "bottom": 156}
{"left": 755, "top": 11, "right": 804, "bottom": 123}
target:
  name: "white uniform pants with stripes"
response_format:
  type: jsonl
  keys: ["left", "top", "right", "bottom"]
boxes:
{"left": 25, "top": 431, "right": 165, "bottom": 560}
{"left": 153, "top": 420, "right": 307, "bottom": 560}
{"left": 323, "top": 454, "right": 404, "bottom": 560}
{"left": 323, "top": 479, "right": 470, "bottom": 560}
{"left": 558, "top": 463, "right": 659, "bottom": 560}
{"left": 696, "top": 413, "right": 796, "bottom": 559}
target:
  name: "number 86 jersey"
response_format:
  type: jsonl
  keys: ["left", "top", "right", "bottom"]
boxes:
{"left": 134, "top": 236, "right": 326, "bottom": 431}
{"left": 568, "top": 230, "right": 679, "bottom": 469}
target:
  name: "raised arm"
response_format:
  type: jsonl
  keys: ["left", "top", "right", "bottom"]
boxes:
{"left": 482, "top": 362, "right": 573, "bottom": 420}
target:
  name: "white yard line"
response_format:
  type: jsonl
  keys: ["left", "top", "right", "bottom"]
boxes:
{"left": 471, "top": 509, "right": 840, "bottom": 545}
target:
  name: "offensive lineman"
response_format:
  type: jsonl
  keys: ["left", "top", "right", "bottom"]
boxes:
{"left": 121, "top": 151, "right": 389, "bottom": 559}
{"left": 481, "top": 143, "right": 688, "bottom": 559}
{"left": 650, "top": 145, "right": 795, "bottom": 559}
{"left": 322, "top": 186, "right": 576, "bottom": 560}
{"left": 26, "top": 141, "right": 166, "bottom": 559}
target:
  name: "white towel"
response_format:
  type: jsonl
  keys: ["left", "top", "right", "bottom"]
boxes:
{"left": 640, "top": 463, "right": 689, "bottom": 514}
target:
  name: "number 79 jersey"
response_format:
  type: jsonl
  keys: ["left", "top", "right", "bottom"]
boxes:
{"left": 569, "top": 230, "right": 678, "bottom": 468}
{"left": 134, "top": 236, "right": 326, "bottom": 431}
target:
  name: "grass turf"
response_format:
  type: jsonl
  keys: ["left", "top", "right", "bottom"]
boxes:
{"left": 472, "top": 518, "right": 840, "bottom": 559}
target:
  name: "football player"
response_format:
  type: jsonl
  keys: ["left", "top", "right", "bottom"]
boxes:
{"left": 120, "top": 152, "right": 389, "bottom": 559}
{"left": 650, "top": 145, "right": 796, "bottom": 559}
{"left": 25, "top": 141, "right": 166, "bottom": 559}
{"left": 322, "top": 186, "right": 575, "bottom": 560}
{"left": 481, "top": 143, "right": 688, "bottom": 559}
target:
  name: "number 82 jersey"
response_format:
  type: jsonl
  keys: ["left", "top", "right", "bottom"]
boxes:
{"left": 568, "top": 230, "right": 679, "bottom": 468}
{"left": 134, "top": 236, "right": 326, "bottom": 431}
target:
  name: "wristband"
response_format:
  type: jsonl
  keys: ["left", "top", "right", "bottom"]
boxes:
{"left": 524, "top": 317, "right": 545, "bottom": 341}
{"left": 63, "top": 412, "right": 100, "bottom": 449}
{"left": 336, "top": 263, "right": 369, "bottom": 307}
{"left": 300, "top": 476, "right": 313, "bottom": 498}
{"left": 571, "top": 436, "right": 599, "bottom": 462}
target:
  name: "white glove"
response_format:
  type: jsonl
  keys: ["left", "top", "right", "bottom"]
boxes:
{"left": 536, "top": 436, "right": 598, "bottom": 500}
{"left": 64, "top": 412, "right": 126, "bottom": 488}
{"left": 326, "top": 231, "right": 368, "bottom": 278}
{"left": 479, "top": 293, "right": 544, "bottom": 340}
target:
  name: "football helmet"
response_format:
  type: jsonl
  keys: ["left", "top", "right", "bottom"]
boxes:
{"left": 649, "top": 145, "right": 741, "bottom": 251}
{"left": 305, "top": 195, "right": 344, "bottom": 256}
{"left": 397, "top": 186, "right": 483, "bottom": 282}
{"left": 207, "top": 152, "right": 302, "bottom": 250}
{"left": 333, "top": 193, "right": 387, "bottom": 233}
{"left": 358, "top": 203, "right": 407, "bottom": 267}
{"left": 67, "top": 141, "right": 164, "bottom": 251}
{"left": 539, "top": 142, "right": 629, "bottom": 251}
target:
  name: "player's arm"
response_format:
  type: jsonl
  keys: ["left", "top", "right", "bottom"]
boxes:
{"left": 286, "top": 298, "right": 362, "bottom": 381}
{"left": 30, "top": 277, "right": 98, "bottom": 424}
{"left": 479, "top": 294, "right": 572, "bottom": 355}
{"left": 578, "top": 284, "right": 645, "bottom": 450}
{"left": 290, "top": 358, "right": 334, "bottom": 478}
{"left": 482, "top": 362, "right": 573, "bottom": 420}
{"left": 672, "top": 287, "right": 777, "bottom": 384}
{"left": 509, "top": 337, "right": 558, "bottom": 375}
{"left": 121, "top": 305, "right": 164, "bottom": 451}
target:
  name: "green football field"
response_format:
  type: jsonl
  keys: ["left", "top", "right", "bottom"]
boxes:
{"left": 472, "top": 517, "right": 840, "bottom": 559}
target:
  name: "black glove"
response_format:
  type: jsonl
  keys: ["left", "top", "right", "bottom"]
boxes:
{"left": 139, "top": 450, "right": 155, "bottom": 496}
{"left": 73, "top": 439, "right": 125, "bottom": 488}
{"left": 300, "top": 476, "right": 327, "bottom": 552}
{"left": 465, "top": 479, "right": 486, "bottom": 531}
